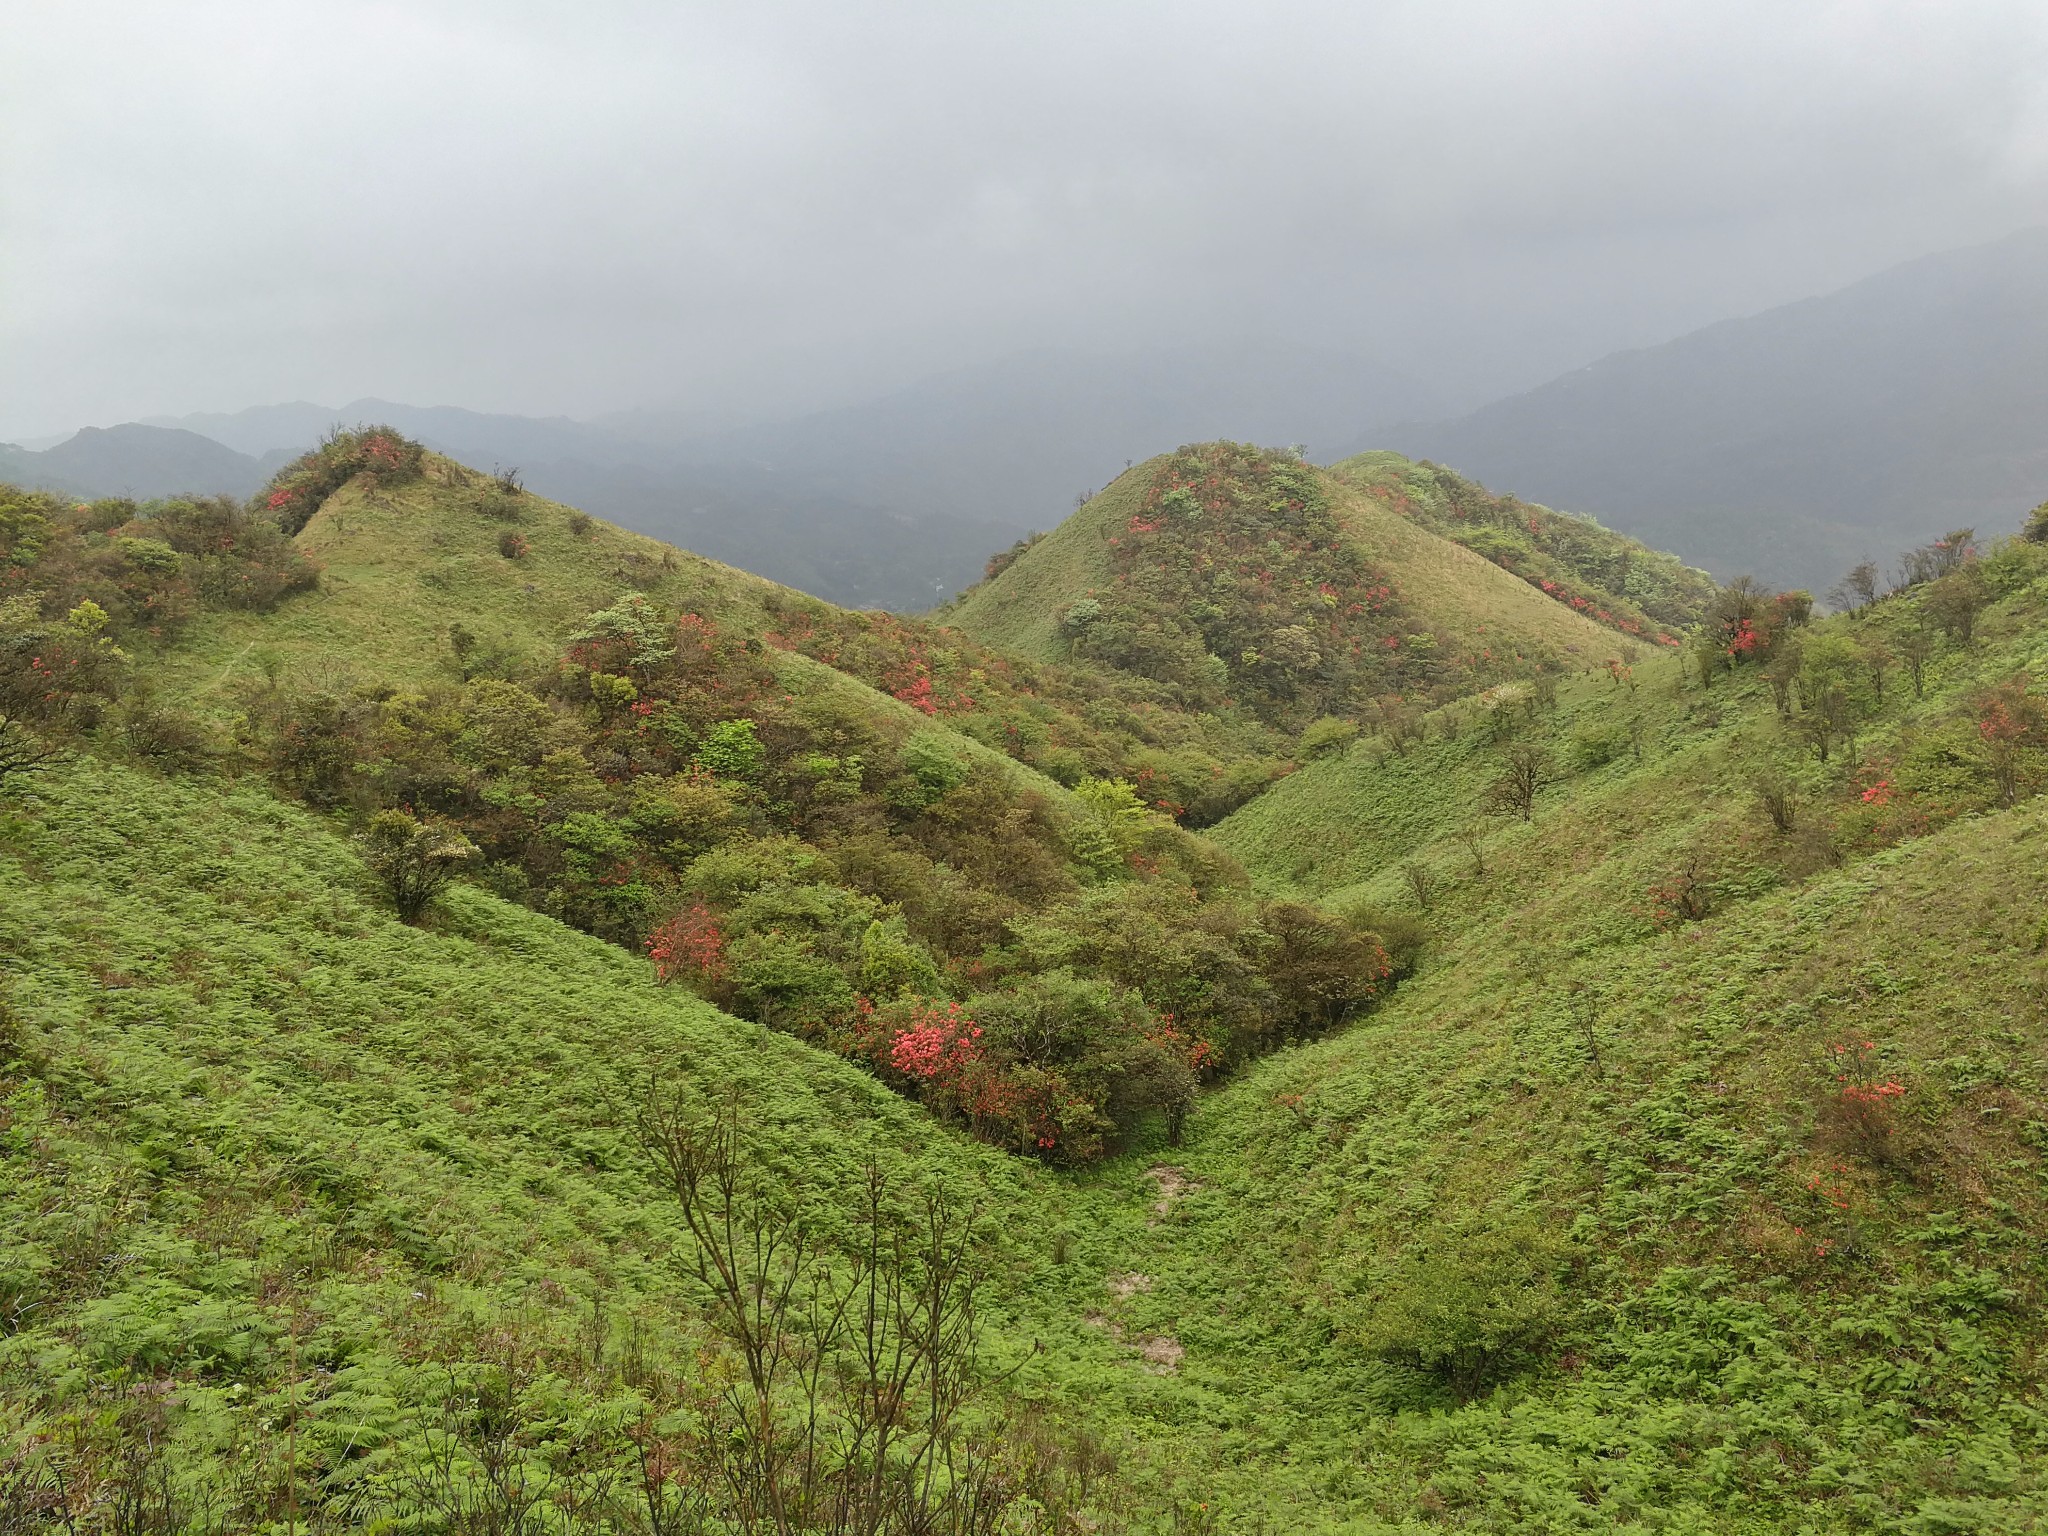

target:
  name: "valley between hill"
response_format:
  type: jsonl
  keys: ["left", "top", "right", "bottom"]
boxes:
{"left": 4, "top": 435, "right": 2048, "bottom": 1532}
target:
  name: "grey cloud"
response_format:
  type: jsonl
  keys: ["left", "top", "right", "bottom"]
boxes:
{"left": 4, "top": 0, "right": 2047, "bottom": 437}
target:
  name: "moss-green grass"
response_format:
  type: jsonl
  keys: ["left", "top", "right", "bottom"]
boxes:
{"left": 1103, "top": 552, "right": 2048, "bottom": 1528}
{"left": 163, "top": 458, "right": 792, "bottom": 701}
{"left": 1322, "top": 471, "right": 1620, "bottom": 659}
{"left": 945, "top": 462, "right": 1155, "bottom": 661}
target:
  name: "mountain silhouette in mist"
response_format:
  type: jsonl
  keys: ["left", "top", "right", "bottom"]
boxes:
{"left": 1376, "top": 227, "right": 2048, "bottom": 596}
{"left": 0, "top": 423, "right": 285, "bottom": 500}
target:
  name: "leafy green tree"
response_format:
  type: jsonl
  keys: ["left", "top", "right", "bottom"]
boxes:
{"left": 727, "top": 930, "right": 858, "bottom": 1034}
{"left": 1794, "top": 632, "right": 1874, "bottom": 763}
{"left": 1258, "top": 901, "right": 1392, "bottom": 1034}
{"left": 857, "top": 917, "right": 942, "bottom": 1000}
{"left": 697, "top": 717, "right": 768, "bottom": 781}
{"left": 1925, "top": 563, "right": 1991, "bottom": 645}
{"left": 1898, "top": 623, "right": 1936, "bottom": 697}
{"left": 361, "top": 809, "right": 477, "bottom": 923}
{"left": 1355, "top": 1220, "right": 1570, "bottom": 1399}
{"left": 1299, "top": 715, "right": 1360, "bottom": 760}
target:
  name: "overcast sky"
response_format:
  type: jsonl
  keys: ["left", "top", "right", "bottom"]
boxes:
{"left": 5, "top": 0, "right": 2047, "bottom": 440}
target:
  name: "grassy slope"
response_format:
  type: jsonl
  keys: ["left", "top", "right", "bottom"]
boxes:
{"left": 948, "top": 454, "right": 1621, "bottom": 668}
{"left": 161, "top": 457, "right": 1081, "bottom": 810}
{"left": 1137, "top": 556, "right": 2048, "bottom": 1527}
{"left": 945, "top": 464, "right": 1152, "bottom": 662}
{"left": 1331, "top": 450, "right": 1718, "bottom": 635}
{"left": 0, "top": 756, "right": 1239, "bottom": 1519}
{"left": 1319, "top": 467, "right": 1618, "bottom": 659}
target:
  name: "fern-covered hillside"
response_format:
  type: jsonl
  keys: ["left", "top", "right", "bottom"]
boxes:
{"left": 9, "top": 428, "right": 2048, "bottom": 1532}
{"left": 1126, "top": 525, "right": 2048, "bottom": 1528}
{"left": 0, "top": 758, "right": 1212, "bottom": 1529}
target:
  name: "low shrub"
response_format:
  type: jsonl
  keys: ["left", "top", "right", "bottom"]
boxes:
{"left": 1355, "top": 1221, "right": 1570, "bottom": 1399}
{"left": 259, "top": 426, "right": 424, "bottom": 535}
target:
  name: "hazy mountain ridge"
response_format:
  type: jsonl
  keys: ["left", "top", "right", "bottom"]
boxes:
{"left": 0, "top": 422, "right": 291, "bottom": 501}
{"left": 51, "top": 344, "right": 1430, "bottom": 610}
{"left": 1378, "top": 226, "right": 2048, "bottom": 596}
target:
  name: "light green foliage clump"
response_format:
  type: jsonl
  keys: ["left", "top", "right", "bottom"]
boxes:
{"left": 1354, "top": 1220, "right": 1569, "bottom": 1399}
{"left": 360, "top": 806, "right": 477, "bottom": 922}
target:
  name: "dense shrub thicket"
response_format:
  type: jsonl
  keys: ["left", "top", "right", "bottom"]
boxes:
{"left": 259, "top": 424, "right": 424, "bottom": 534}
{"left": 757, "top": 591, "right": 1286, "bottom": 824}
{"left": 1, "top": 485, "right": 317, "bottom": 725}
{"left": 235, "top": 593, "right": 1393, "bottom": 1160}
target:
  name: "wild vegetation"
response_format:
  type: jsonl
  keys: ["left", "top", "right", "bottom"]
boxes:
{"left": 6, "top": 434, "right": 2048, "bottom": 1532}
{"left": 1329, "top": 450, "right": 1717, "bottom": 642}
{"left": 946, "top": 445, "right": 1685, "bottom": 749}
{"left": 0, "top": 440, "right": 1393, "bottom": 1165}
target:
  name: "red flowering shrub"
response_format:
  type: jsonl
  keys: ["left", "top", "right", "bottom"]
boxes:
{"left": 646, "top": 902, "right": 728, "bottom": 990}
{"left": 1819, "top": 1037, "right": 1908, "bottom": 1163}
{"left": 1647, "top": 850, "right": 1714, "bottom": 929}
{"left": 1974, "top": 675, "right": 2046, "bottom": 807}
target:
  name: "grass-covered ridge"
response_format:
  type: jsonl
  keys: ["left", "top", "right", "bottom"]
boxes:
{"left": 946, "top": 445, "right": 1645, "bottom": 722}
{"left": 1331, "top": 449, "right": 1719, "bottom": 642}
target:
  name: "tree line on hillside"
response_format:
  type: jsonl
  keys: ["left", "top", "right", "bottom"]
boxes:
{"left": 0, "top": 432, "right": 1409, "bottom": 1164}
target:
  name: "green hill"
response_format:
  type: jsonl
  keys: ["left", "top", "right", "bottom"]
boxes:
{"left": 1141, "top": 525, "right": 2048, "bottom": 1527}
{"left": 8, "top": 435, "right": 2048, "bottom": 1532}
{"left": 946, "top": 445, "right": 1657, "bottom": 732}
{"left": 0, "top": 438, "right": 1385, "bottom": 1166}
{"left": 1330, "top": 450, "right": 1720, "bottom": 637}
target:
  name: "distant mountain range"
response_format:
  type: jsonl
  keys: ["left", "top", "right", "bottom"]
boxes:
{"left": 1375, "top": 227, "right": 2048, "bottom": 597}
{"left": 10, "top": 235, "right": 2048, "bottom": 609}
{"left": 0, "top": 423, "right": 292, "bottom": 501}
{"left": 1, "top": 345, "right": 1428, "bottom": 610}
